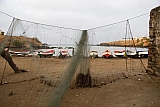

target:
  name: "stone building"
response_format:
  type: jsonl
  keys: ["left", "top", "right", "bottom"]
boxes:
{"left": 147, "top": 6, "right": 160, "bottom": 76}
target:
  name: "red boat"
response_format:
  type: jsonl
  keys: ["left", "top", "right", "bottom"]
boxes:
{"left": 8, "top": 49, "right": 30, "bottom": 57}
{"left": 102, "top": 50, "right": 113, "bottom": 58}
{"left": 58, "top": 49, "right": 69, "bottom": 58}
{"left": 38, "top": 49, "right": 55, "bottom": 58}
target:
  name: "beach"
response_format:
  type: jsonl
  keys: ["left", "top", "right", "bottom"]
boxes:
{"left": 0, "top": 56, "right": 160, "bottom": 107}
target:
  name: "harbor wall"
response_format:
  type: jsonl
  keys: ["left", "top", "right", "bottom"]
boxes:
{"left": 147, "top": 6, "right": 160, "bottom": 76}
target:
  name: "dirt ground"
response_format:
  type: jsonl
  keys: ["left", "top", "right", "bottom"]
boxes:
{"left": 0, "top": 56, "right": 160, "bottom": 107}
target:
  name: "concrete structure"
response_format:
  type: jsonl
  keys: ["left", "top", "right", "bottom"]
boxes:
{"left": 147, "top": 6, "right": 160, "bottom": 76}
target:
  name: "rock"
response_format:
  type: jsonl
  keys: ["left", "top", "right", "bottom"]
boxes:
{"left": 154, "top": 71, "right": 160, "bottom": 77}
{"left": 100, "top": 82, "right": 106, "bottom": 86}
{"left": 9, "top": 91, "right": 14, "bottom": 96}
{"left": 40, "top": 75, "right": 45, "bottom": 78}
{"left": 4, "top": 82, "right": 8, "bottom": 84}
{"left": 146, "top": 68, "right": 154, "bottom": 74}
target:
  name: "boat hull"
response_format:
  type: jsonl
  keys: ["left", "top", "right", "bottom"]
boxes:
{"left": 137, "top": 51, "right": 148, "bottom": 58}
{"left": 39, "top": 53, "right": 54, "bottom": 58}
{"left": 102, "top": 50, "right": 113, "bottom": 58}
{"left": 90, "top": 51, "right": 98, "bottom": 58}
{"left": 103, "top": 54, "right": 113, "bottom": 58}
{"left": 114, "top": 50, "right": 148, "bottom": 58}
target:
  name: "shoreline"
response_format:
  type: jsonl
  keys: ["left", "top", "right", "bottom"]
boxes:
{"left": 1, "top": 57, "right": 160, "bottom": 107}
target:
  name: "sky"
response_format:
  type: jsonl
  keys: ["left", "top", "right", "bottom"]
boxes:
{"left": 0, "top": 0, "right": 159, "bottom": 43}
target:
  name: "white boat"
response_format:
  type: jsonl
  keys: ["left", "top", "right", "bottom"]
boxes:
{"left": 137, "top": 51, "right": 148, "bottom": 58}
{"left": 114, "top": 50, "right": 148, "bottom": 58}
{"left": 114, "top": 50, "right": 137, "bottom": 58}
{"left": 114, "top": 50, "right": 125, "bottom": 58}
{"left": 58, "top": 49, "right": 69, "bottom": 58}
{"left": 9, "top": 49, "right": 30, "bottom": 57}
{"left": 38, "top": 49, "right": 55, "bottom": 58}
{"left": 89, "top": 51, "right": 98, "bottom": 58}
{"left": 126, "top": 50, "right": 138, "bottom": 58}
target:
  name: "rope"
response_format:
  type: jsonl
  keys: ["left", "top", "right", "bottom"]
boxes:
{"left": 0, "top": 10, "right": 148, "bottom": 31}
{"left": 124, "top": 21, "right": 129, "bottom": 75}
{"left": 0, "top": 10, "right": 150, "bottom": 107}
{"left": 127, "top": 20, "right": 147, "bottom": 71}
{"left": 0, "top": 18, "right": 15, "bottom": 54}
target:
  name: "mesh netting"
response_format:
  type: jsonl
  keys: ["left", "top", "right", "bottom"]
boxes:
{"left": 0, "top": 12, "right": 148, "bottom": 107}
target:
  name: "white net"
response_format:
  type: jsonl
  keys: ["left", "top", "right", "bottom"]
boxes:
{"left": 0, "top": 12, "right": 148, "bottom": 107}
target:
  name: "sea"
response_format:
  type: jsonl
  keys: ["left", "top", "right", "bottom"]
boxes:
{"left": 48, "top": 44, "right": 148, "bottom": 57}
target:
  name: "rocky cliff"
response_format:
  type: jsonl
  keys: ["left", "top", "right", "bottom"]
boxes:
{"left": 0, "top": 35, "right": 42, "bottom": 48}
{"left": 100, "top": 37, "right": 150, "bottom": 47}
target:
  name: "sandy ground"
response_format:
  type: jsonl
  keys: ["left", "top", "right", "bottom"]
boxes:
{"left": 0, "top": 56, "right": 160, "bottom": 107}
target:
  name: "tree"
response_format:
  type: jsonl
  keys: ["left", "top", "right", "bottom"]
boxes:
{"left": 1, "top": 49, "right": 21, "bottom": 73}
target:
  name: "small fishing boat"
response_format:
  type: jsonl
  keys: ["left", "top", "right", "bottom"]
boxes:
{"left": 38, "top": 49, "right": 55, "bottom": 58}
{"left": 125, "top": 50, "right": 138, "bottom": 58}
{"left": 114, "top": 50, "right": 125, "bottom": 58}
{"left": 114, "top": 50, "right": 138, "bottom": 58}
{"left": 114, "top": 50, "right": 148, "bottom": 58}
{"left": 89, "top": 50, "right": 98, "bottom": 58}
{"left": 58, "top": 49, "right": 69, "bottom": 58}
{"left": 9, "top": 49, "right": 30, "bottom": 57}
{"left": 137, "top": 51, "right": 148, "bottom": 58}
{"left": 102, "top": 50, "right": 113, "bottom": 58}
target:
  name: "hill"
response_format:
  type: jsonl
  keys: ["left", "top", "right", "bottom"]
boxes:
{"left": 100, "top": 37, "right": 150, "bottom": 47}
{"left": 0, "top": 34, "right": 42, "bottom": 48}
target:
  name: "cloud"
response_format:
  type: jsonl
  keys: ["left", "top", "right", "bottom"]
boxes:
{"left": 0, "top": 0, "right": 159, "bottom": 38}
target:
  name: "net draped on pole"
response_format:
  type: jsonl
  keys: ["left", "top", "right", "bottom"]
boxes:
{"left": 47, "top": 30, "right": 90, "bottom": 107}
{"left": 0, "top": 18, "right": 91, "bottom": 107}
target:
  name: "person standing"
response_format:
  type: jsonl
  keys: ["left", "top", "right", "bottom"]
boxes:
{"left": 59, "top": 51, "right": 62, "bottom": 58}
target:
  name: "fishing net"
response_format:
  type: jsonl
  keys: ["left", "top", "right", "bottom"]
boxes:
{"left": 0, "top": 12, "right": 148, "bottom": 107}
{"left": 0, "top": 17, "right": 92, "bottom": 107}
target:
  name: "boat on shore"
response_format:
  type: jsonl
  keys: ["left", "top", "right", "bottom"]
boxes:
{"left": 125, "top": 50, "right": 139, "bottom": 58}
{"left": 102, "top": 50, "right": 113, "bottom": 58}
{"left": 89, "top": 50, "right": 98, "bottom": 58}
{"left": 58, "top": 49, "right": 70, "bottom": 58}
{"left": 114, "top": 50, "right": 125, "bottom": 58}
{"left": 9, "top": 49, "right": 30, "bottom": 57}
{"left": 136, "top": 51, "right": 148, "bottom": 58}
{"left": 38, "top": 49, "right": 55, "bottom": 58}
{"left": 114, "top": 50, "right": 148, "bottom": 58}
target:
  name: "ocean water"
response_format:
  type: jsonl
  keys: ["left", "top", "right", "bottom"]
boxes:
{"left": 49, "top": 44, "right": 148, "bottom": 57}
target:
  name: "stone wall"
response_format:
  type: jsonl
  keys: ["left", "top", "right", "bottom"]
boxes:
{"left": 147, "top": 6, "right": 160, "bottom": 76}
